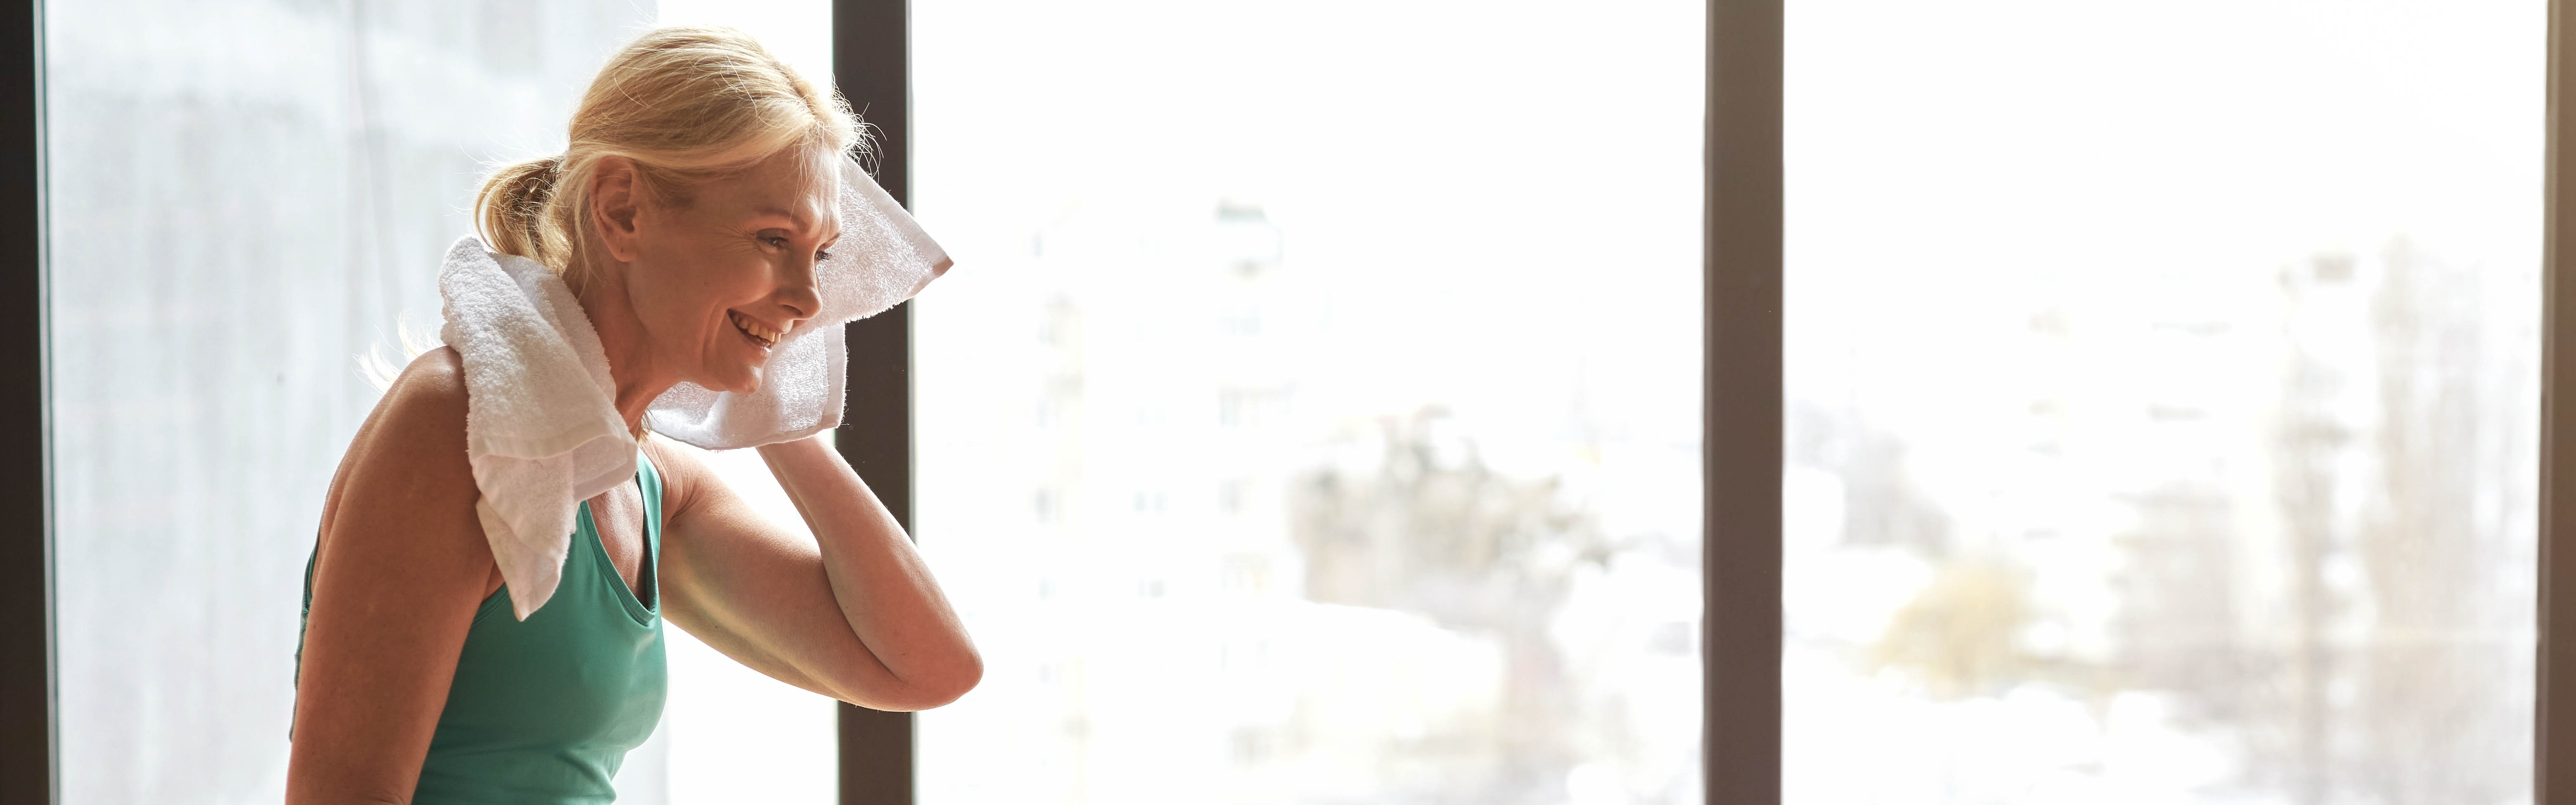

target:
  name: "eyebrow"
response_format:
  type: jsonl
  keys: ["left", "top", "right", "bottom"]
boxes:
{"left": 750, "top": 207, "right": 814, "bottom": 225}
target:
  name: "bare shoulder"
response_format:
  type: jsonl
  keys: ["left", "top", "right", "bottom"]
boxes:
{"left": 343, "top": 348, "right": 469, "bottom": 481}
{"left": 319, "top": 347, "right": 477, "bottom": 556}
{"left": 373, "top": 347, "right": 468, "bottom": 446}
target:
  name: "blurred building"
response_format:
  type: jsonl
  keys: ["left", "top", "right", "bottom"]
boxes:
{"left": 1788, "top": 244, "right": 2538, "bottom": 804}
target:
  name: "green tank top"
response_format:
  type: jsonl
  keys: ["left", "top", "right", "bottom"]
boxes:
{"left": 297, "top": 453, "right": 668, "bottom": 804}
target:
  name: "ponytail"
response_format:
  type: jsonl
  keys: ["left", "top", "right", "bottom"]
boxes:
{"left": 475, "top": 155, "right": 564, "bottom": 267}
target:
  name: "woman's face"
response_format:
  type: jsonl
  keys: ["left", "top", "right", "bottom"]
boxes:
{"left": 610, "top": 147, "right": 837, "bottom": 395}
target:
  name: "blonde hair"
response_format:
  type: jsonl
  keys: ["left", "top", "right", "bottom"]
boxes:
{"left": 476, "top": 26, "right": 860, "bottom": 292}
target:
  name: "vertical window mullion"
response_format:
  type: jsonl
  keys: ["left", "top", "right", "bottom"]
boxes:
{"left": 2538, "top": 0, "right": 2576, "bottom": 800}
{"left": 833, "top": 1, "right": 919, "bottom": 803}
{"left": 1705, "top": 0, "right": 1783, "bottom": 803}
{"left": 0, "top": 0, "right": 46, "bottom": 802}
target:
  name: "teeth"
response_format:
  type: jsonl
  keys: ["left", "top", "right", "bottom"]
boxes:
{"left": 731, "top": 311, "right": 781, "bottom": 346}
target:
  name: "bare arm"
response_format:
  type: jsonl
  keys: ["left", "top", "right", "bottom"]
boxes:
{"left": 287, "top": 349, "right": 493, "bottom": 804}
{"left": 653, "top": 436, "right": 982, "bottom": 711}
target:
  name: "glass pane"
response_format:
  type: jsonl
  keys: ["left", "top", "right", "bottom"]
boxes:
{"left": 43, "top": 2, "right": 650, "bottom": 801}
{"left": 1783, "top": 2, "right": 2540, "bottom": 802}
{"left": 912, "top": 2, "right": 1705, "bottom": 803}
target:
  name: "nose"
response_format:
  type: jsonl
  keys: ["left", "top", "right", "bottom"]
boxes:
{"left": 776, "top": 254, "right": 823, "bottom": 324}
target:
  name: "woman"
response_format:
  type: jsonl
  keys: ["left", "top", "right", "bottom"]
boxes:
{"left": 287, "top": 26, "right": 981, "bottom": 803}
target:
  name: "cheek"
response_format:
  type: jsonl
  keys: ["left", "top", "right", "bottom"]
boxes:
{"left": 632, "top": 234, "right": 769, "bottom": 336}
{"left": 620, "top": 244, "right": 708, "bottom": 335}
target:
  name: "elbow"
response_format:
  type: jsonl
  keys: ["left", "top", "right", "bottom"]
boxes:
{"left": 900, "top": 649, "right": 985, "bottom": 710}
{"left": 846, "top": 648, "right": 983, "bottom": 712}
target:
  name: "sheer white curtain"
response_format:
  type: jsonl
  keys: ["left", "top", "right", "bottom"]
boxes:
{"left": 45, "top": 2, "right": 649, "bottom": 802}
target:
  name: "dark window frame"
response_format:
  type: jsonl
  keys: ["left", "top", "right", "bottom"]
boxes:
{"left": 0, "top": 0, "right": 40, "bottom": 803}
{"left": 1704, "top": 0, "right": 1782, "bottom": 801}
{"left": 833, "top": 2, "right": 918, "bottom": 803}
{"left": 2539, "top": 0, "right": 2576, "bottom": 800}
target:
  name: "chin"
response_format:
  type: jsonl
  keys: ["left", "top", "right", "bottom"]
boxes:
{"left": 703, "top": 365, "right": 765, "bottom": 395}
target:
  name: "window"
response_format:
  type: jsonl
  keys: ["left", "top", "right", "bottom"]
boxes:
{"left": 908, "top": 1, "right": 1707, "bottom": 801}
{"left": 21, "top": 3, "right": 2576, "bottom": 804}
{"left": 1782, "top": 1, "right": 2542, "bottom": 801}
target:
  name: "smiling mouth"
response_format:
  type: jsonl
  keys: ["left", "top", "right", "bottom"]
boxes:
{"left": 729, "top": 310, "right": 783, "bottom": 348}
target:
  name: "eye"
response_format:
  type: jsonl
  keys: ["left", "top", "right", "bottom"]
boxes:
{"left": 815, "top": 247, "right": 833, "bottom": 263}
{"left": 763, "top": 234, "right": 791, "bottom": 250}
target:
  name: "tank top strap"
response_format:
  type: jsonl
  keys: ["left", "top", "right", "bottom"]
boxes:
{"left": 637, "top": 449, "right": 663, "bottom": 547}
{"left": 636, "top": 448, "right": 664, "bottom": 608}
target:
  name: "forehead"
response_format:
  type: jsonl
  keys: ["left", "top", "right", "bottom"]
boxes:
{"left": 696, "top": 148, "right": 839, "bottom": 234}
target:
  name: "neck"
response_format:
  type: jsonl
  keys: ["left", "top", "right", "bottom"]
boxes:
{"left": 571, "top": 265, "right": 676, "bottom": 438}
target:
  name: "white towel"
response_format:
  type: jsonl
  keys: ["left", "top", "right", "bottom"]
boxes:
{"left": 438, "top": 155, "right": 949, "bottom": 620}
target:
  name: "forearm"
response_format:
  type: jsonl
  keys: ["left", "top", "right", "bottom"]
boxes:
{"left": 754, "top": 436, "right": 981, "bottom": 706}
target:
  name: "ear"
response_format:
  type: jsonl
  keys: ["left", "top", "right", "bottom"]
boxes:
{"left": 591, "top": 156, "right": 645, "bottom": 263}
